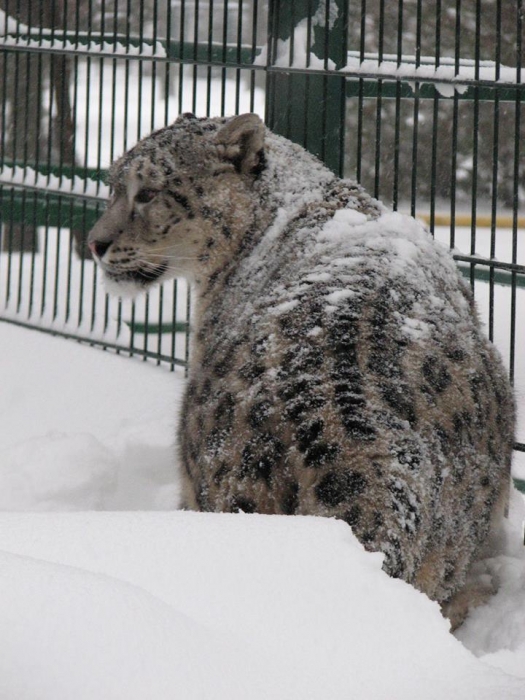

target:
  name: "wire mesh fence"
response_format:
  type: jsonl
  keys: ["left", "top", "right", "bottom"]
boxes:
{"left": 0, "top": 0, "right": 524, "bottom": 460}
{"left": 0, "top": 0, "right": 268, "bottom": 368}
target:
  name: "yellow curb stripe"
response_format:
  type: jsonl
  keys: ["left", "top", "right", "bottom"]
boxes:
{"left": 413, "top": 213, "right": 525, "bottom": 229}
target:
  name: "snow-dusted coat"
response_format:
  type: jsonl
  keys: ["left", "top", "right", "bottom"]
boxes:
{"left": 89, "top": 114, "right": 515, "bottom": 619}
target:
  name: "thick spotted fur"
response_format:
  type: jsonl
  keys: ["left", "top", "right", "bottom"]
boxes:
{"left": 89, "top": 113, "right": 515, "bottom": 626}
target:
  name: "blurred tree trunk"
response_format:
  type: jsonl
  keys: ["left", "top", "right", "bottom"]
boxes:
{"left": 0, "top": 47, "right": 42, "bottom": 252}
{"left": 0, "top": 0, "right": 91, "bottom": 258}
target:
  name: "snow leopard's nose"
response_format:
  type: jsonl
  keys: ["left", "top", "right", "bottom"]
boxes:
{"left": 88, "top": 238, "right": 112, "bottom": 259}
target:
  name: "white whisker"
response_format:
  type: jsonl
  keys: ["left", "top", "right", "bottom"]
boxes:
{"left": 144, "top": 256, "right": 199, "bottom": 263}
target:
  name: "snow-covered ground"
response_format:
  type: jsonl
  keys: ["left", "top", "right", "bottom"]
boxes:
{"left": 1, "top": 321, "right": 525, "bottom": 699}
{"left": 0, "top": 322, "right": 180, "bottom": 511}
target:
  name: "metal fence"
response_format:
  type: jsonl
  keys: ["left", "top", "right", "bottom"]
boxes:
{"left": 0, "top": 0, "right": 524, "bottom": 459}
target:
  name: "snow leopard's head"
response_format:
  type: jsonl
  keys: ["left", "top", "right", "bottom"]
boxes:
{"left": 88, "top": 113, "right": 266, "bottom": 296}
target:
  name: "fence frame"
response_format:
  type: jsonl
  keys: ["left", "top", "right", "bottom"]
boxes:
{"left": 0, "top": 0, "right": 524, "bottom": 460}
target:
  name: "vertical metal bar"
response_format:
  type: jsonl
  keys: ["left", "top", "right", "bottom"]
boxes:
{"left": 469, "top": 0, "right": 482, "bottom": 291}
{"left": 374, "top": 0, "right": 385, "bottom": 199}
{"left": 179, "top": 0, "right": 187, "bottom": 113}
{"left": 109, "top": 6, "right": 119, "bottom": 354}
{"left": 71, "top": 20, "right": 79, "bottom": 184}
{"left": 83, "top": 53, "right": 92, "bottom": 174}
{"left": 46, "top": 0, "right": 56, "bottom": 179}
{"left": 410, "top": 83, "right": 419, "bottom": 216}
{"left": 509, "top": 0, "right": 523, "bottom": 385}
{"left": 109, "top": 58, "right": 118, "bottom": 162}
{"left": 5, "top": 190, "right": 14, "bottom": 307}
{"left": 103, "top": 293, "right": 110, "bottom": 337}
{"left": 11, "top": 33, "right": 20, "bottom": 170}
{"left": 57, "top": 0, "right": 68, "bottom": 188}
{"left": 53, "top": 226, "right": 61, "bottom": 323}
{"left": 206, "top": 0, "right": 213, "bottom": 115}
{"left": 449, "top": 96, "right": 459, "bottom": 253}
{"left": 129, "top": 300, "right": 136, "bottom": 358}
{"left": 488, "top": 0, "right": 502, "bottom": 341}
{"left": 356, "top": 0, "right": 366, "bottom": 184}
{"left": 143, "top": 291, "right": 150, "bottom": 361}
{"left": 40, "top": 195, "right": 50, "bottom": 318}
{"left": 410, "top": 0, "right": 423, "bottom": 218}
{"left": 28, "top": 191, "right": 38, "bottom": 319}
{"left": 116, "top": 298, "right": 123, "bottom": 350}
{"left": 184, "top": 285, "right": 191, "bottom": 377}
{"left": 137, "top": 0, "right": 144, "bottom": 140}
{"left": 249, "top": 0, "right": 259, "bottom": 113}
{"left": 392, "top": 0, "right": 403, "bottom": 210}
{"left": 221, "top": 0, "right": 229, "bottom": 115}
{"left": 435, "top": 0, "right": 441, "bottom": 67}
{"left": 46, "top": 0, "right": 60, "bottom": 325}
{"left": 454, "top": 0, "right": 462, "bottom": 75}
{"left": 429, "top": 0, "right": 442, "bottom": 235}
{"left": 74, "top": 0, "right": 81, "bottom": 51}
{"left": 284, "top": 0, "right": 295, "bottom": 139}
{"left": 21, "top": 46, "right": 30, "bottom": 179}
{"left": 0, "top": 26, "right": 9, "bottom": 167}
{"left": 123, "top": 0, "right": 132, "bottom": 152}
{"left": 234, "top": 0, "right": 243, "bottom": 114}
{"left": 191, "top": 0, "right": 200, "bottom": 114}
{"left": 65, "top": 200, "right": 74, "bottom": 325}
{"left": 90, "top": 240, "right": 98, "bottom": 332}
{"left": 170, "top": 279, "right": 178, "bottom": 371}
{"left": 140, "top": 0, "right": 152, "bottom": 355}
{"left": 16, "top": 191, "right": 26, "bottom": 314}
{"left": 82, "top": 0, "right": 95, "bottom": 331}
{"left": 156, "top": 284, "right": 164, "bottom": 366}
{"left": 429, "top": 90, "right": 440, "bottom": 236}
{"left": 109, "top": 0, "right": 119, "bottom": 164}
{"left": 320, "top": 0, "right": 330, "bottom": 166}
{"left": 151, "top": 0, "right": 158, "bottom": 129}
{"left": 264, "top": 0, "right": 276, "bottom": 129}
{"left": 164, "top": 0, "right": 172, "bottom": 125}
{"left": 97, "top": 55, "right": 105, "bottom": 175}
{"left": 303, "top": 0, "right": 313, "bottom": 154}
{"left": 35, "top": 49, "right": 44, "bottom": 177}
{"left": 77, "top": 201, "right": 87, "bottom": 327}
{"left": 450, "top": 0, "right": 462, "bottom": 251}
{"left": 17, "top": 24, "right": 31, "bottom": 314}
{"left": 290, "top": 0, "right": 296, "bottom": 66}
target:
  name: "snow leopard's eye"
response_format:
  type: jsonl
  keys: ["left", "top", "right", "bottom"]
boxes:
{"left": 135, "top": 188, "right": 158, "bottom": 204}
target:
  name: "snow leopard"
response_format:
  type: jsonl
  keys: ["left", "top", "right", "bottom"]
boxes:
{"left": 88, "top": 113, "right": 515, "bottom": 627}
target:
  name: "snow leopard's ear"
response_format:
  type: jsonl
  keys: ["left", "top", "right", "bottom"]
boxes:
{"left": 215, "top": 113, "right": 266, "bottom": 178}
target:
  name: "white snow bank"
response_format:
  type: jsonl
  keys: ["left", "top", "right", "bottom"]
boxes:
{"left": 0, "top": 549, "right": 269, "bottom": 700}
{"left": 0, "top": 511, "right": 524, "bottom": 700}
{"left": 456, "top": 488, "right": 525, "bottom": 679}
{"left": 2, "top": 322, "right": 525, "bottom": 698}
{"left": 0, "top": 322, "right": 180, "bottom": 509}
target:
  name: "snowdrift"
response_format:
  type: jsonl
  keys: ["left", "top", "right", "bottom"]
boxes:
{"left": 1, "top": 323, "right": 525, "bottom": 698}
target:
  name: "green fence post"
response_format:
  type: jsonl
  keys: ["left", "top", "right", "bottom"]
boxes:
{"left": 265, "top": 0, "right": 348, "bottom": 177}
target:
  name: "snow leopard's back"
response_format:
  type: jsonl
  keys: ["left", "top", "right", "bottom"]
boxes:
{"left": 89, "top": 114, "right": 515, "bottom": 624}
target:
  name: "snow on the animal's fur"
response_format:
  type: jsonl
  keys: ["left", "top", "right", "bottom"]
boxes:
{"left": 90, "top": 114, "right": 515, "bottom": 628}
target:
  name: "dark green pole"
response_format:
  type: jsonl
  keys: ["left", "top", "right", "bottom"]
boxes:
{"left": 265, "top": 0, "right": 348, "bottom": 176}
